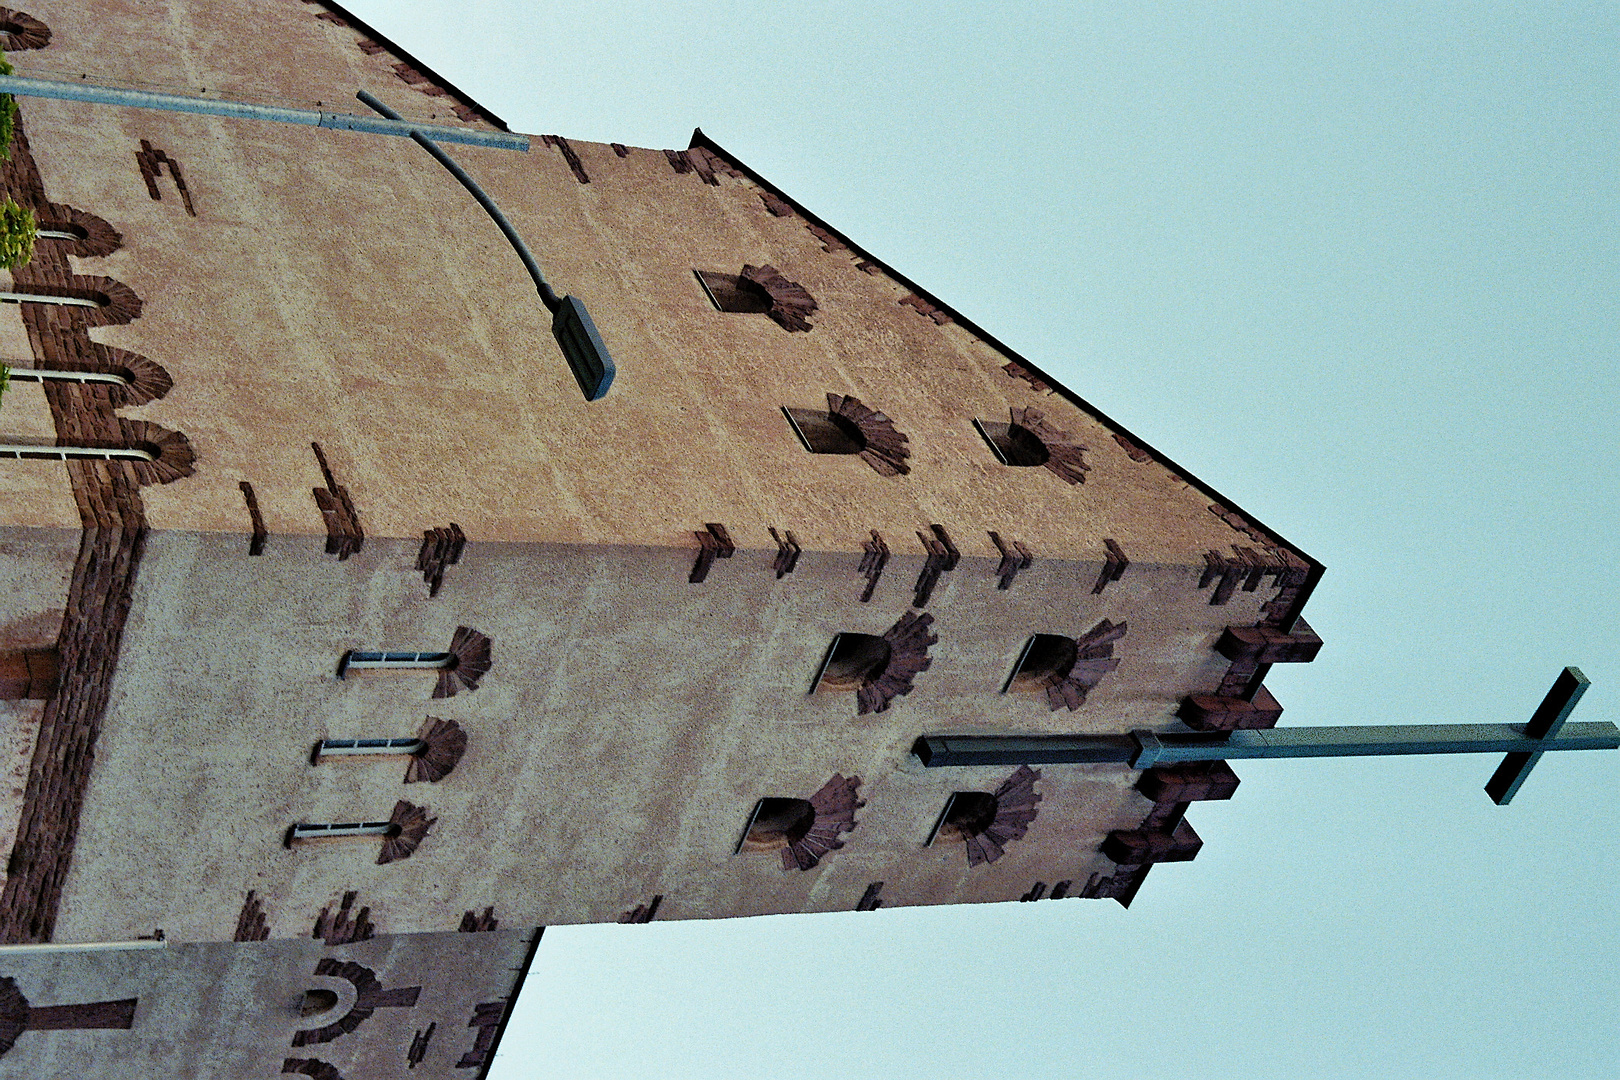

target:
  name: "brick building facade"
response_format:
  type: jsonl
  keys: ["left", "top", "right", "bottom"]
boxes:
{"left": 0, "top": 2, "right": 1320, "bottom": 1075}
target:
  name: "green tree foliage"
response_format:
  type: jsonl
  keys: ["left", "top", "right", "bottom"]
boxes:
{"left": 0, "top": 55, "right": 14, "bottom": 161}
{"left": 0, "top": 198, "right": 33, "bottom": 269}
{"left": 0, "top": 363, "right": 10, "bottom": 409}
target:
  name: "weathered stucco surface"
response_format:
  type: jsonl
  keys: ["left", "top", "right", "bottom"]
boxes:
{"left": 54, "top": 530, "right": 1274, "bottom": 942}
{"left": 0, "top": 929, "right": 536, "bottom": 1077}
{"left": 0, "top": 0, "right": 1319, "bottom": 947}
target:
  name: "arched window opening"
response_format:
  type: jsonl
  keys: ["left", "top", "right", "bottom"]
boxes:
{"left": 814, "top": 633, "right": 892, "bottom": 692}
{"left": 736, "top": 798, "right": 816, "bottom": 853}
{"left": 301, "top": 989, "right": 340, "bottom": 1017}
{"left": 1004, "top": 634, "right": 1079, "bottom": 692}
{"left": 0, "top": 443, "right": 155, "bottom": 461}
{"left": 694, "top": 269, "right": 772, "bottom": 314}
{"left": 929, "top": 791, "right": 1000, "bottom": 845}
{"left": 783, "top": 406, "right": 866, "bottom": 455}
{"left": 973, "top": 418, "right": 1051, "bottom": 467}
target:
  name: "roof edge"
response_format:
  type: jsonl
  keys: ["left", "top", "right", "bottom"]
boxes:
{"left": 473, "top": 925, "right": 545, "bottom": 1080}
{"left": 688, "top": 127, "right": 1323, "bottom": 632}
{"left": 304, "top": 0, "right": 511, "bottom": 131}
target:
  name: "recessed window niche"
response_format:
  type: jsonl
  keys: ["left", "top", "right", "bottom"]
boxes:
{"left": 973, "top": 418, "right": 1051, "bottom": 467}
{"left": 782, "top": 406, "right": 866, "bottom": 456}
{"left": 814, "top": 633, "right": 892, "bottom": 692}
{"left": 736, "top": 798, "right": 817, "bottom": 853}
{"left": 1003, "top": 634, "right": 1079, "bottom": 693}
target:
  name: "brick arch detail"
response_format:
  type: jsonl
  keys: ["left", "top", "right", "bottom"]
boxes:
{"left": 0, "top": 8, "right": 49, "bottom": 51}
{"left": 36, "top": 204, "right": 122, "bottom": 259}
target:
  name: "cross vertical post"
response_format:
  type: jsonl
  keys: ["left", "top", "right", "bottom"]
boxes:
{"left": 1484, "top": 666, "right": 1590, "bottom": 805}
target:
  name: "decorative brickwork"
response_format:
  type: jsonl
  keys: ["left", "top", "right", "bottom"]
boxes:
{"left": 234, "top": 890, "right": 270, "bottom": 941}
{"left": 313, "top": 891, "right": 374, "bottom": 946}
{"left": 778, "top": 773, "right": 863, "bottom": 872}
{"left": 283, "top": 1059, "right": 345, "bottom": 1080}
{"left": 610, "top": 142, "right": 629, "bottom": 158}
{"left": 1002, "top": 358, "right": 1053, "bottom": 393}
{"left": 1178, "top": 686, "right": 1283, "bottom": 731}
{"left": 760, "top": 191, "right": 794, "bottom": 217}
{"left": 858, "top": 530, "right": 888, "bottom": 602}
{"left": 299, "top": 1, "right": 505, "bottom": 127}
{"left": 377, "top": 800, "right": 435, "bottom": 865}
{"left": 1000, "top": 407, "right": 1089, "bottom": 485}
{"left": 0, "top": 7, "right": 49, "bottom": 51}
{"left": 900, "top": 293, "right": 952, "bottom": 325}
{"left": 688, "top": 522, "right": 735, "bottom": 583}
{"left": 854, "top": 881, "right": 884, "bottom": 911}
{"left": 540, "top": 135, "right": 589, "bottom": 184}
{"left": 457, "top": 1000, "right": 505, "bottom": 1069}
{"left": 407, "top": 1023, "right": 435, "bottom": 1068}
{"left": 435, "top": 626, "right": 491, "bottom": 698}
{"left": 310, "top": 442, "right": 363, "bottom": 560}
{"left": 768, "top": 527, "right": 801, "bottom": 577}
{"left": 854, "top": 611, "right": 935, "bottom": 715}
{"left": 911, "top": 524, "right": 959, "bottom": 608}
{"left": 941, "top": 765, "right": 1042, "bottom": 867}
{"left": 1112, "top": 431, "right": 1153, "bottom": 463}
{"left": 0, "top": 977, "right": 136, "bottom": 1058}
{"left": 416, "top": 523, "right": 465, "bottom": 596}
{"left": 0, "top": 120, "right": 195, "bottom": 942}
{"left": 291, "top": 959, "right": 419, "bottom": 1047}
{"left": 134, "top": 140, "right": 196, "bottom": 216}
{"left": 827, "top": 394, "right": 910, "bottom": 477}
{"left": 1092, "top": 537, "right": 1129, "bottom": 594}
{"left": 738, "top": 263, "right": 817, "bottom": 332}
{"left": 404, "top": 718, "right": 466, "bottom": 784}
{"left": 458, "top": 907, "right": 498, "bottom": 932}
{"left": 1024, "top": 619, "right": 1126, "bottom": 712}
{"left": 0, "top": 648, "right": 56, "bottom": 699}
{"left": 239, "top": 481, "right": 267, "bottom": 555}
{"left": 617, "top": 895, "right": 661, "bottom": 923}
{"left": 988, "top": 531, "right": 1032, "bottom": 590}
{"left": 35, "top": 205, "right": 120, "bottom": 259}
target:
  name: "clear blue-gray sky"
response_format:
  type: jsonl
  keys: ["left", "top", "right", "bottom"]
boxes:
{"left": 348, "top": 3, "right": 1619, "bottom": 1077}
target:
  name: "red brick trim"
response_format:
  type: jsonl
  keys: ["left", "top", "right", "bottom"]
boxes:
{"left": 0, "top": 8, "right": 49, "bottom": 51}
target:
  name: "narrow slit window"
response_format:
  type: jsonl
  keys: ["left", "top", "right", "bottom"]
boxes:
{"left": 0, "top": 443, "right": 155, "bottom": 461}
{"left": 3, "top": 368, "right": 130, "bottom": 387}
{"left": 337, "top": 650, "right": 454, "bottom": 677}
{"left": 812, "top": 633, "right": 892, "bottom": 693}
{"left": 287, "top": 821, "right": 402, "bottom": 842}
{"left": 694, "top": 269, "right": 772, "bottom": 314}
{"left": 314, "top": 738, "right": 427, "bottom": 757}
{"left": 0, "top": 291, "right": 102, "bottom": 308}
{"left": 973, "top": 418, "right": 1051, "bottom": 467}
{"left": 783, "top": 406, "right": 866, "bottom": 456}
{"left": 37, "top": 226, "right": 89, "bottom": 241}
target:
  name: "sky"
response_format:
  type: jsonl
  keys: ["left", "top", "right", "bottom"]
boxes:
{"left": 343, "top": 4, "right": 1620, "bottom": 1077}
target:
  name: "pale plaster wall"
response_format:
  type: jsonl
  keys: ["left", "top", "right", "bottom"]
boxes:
{"left": 0, "top": 929, "right": 536, "bottom": 1079}
{"left": 3, "top": 4, "right": 1282, "bottom": 567}
{"left": 53, "top": 530, "right": 1275, "bottom": 943}
{"left": 0, "top": 526, "right": 78, "bottom": 866}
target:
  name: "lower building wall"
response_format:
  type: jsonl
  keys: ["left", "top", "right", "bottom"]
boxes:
{"left": 0, "top": 928, "right": 538, "bottom": 1079}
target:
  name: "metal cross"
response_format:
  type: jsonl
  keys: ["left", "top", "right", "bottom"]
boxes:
{"left": 915, "top": 667, "right": 1615, "bottom": 804}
